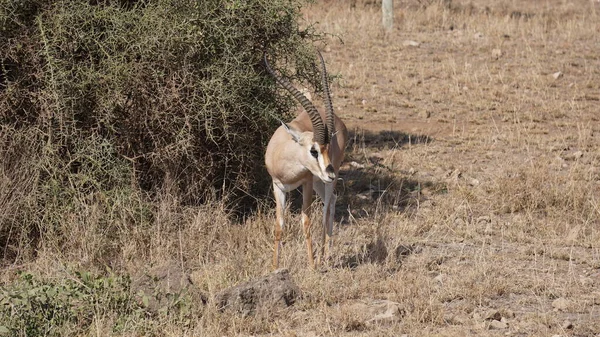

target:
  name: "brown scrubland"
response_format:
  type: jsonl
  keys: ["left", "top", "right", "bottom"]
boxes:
{"left": 1, "top": 0, "right": 599, "bottom": 336}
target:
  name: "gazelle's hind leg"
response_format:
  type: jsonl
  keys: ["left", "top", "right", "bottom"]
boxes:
{"left": 313, "top": 180, "right": 335, "bottom": 265}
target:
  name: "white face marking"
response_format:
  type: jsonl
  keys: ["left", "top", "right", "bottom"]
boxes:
{"left": 282, "top": 127, "right": 335, "bottom": 185}
{"left": 311, "top": 144, "right": 334, "bottom": 184}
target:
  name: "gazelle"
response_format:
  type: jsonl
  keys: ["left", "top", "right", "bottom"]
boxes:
{"left": 264, "top": 51, "right": 348, "bottom": 269}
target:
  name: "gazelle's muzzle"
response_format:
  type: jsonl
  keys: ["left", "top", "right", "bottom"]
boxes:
{"left": 325, "top": 164, "right": 335, "bottom": 181}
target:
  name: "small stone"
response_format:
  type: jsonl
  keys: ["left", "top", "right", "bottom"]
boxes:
{"left": 433, "top": 273, "right": 445, "bottom": 284}
{"left": 402, "top": 40, "right": 421, "bottom": 47}
{"left": 453, "top": 314, "right": 469, "bottom": 325}
{"left": 563, "top": 151, "right": 584, "bottom": 161}
{"left": 347, "top": 299, "right": 405, "bottom": 326}
{"left": 357, "top": 193, "right": 370, "bottom": 200}
{"left": 445, "top": 313, "right": 468, "bottom": 325}
{"left": 503, "top": 309, "right": 515, "bottom": 318}
{"left": 477, "top": 216, "right": 491, "bottom": 224}
{"left": 349, "top": 161, "right": 366, "bottom": 169}
{"left": 552, "top": 71, "right": 563, "bottom": 80}
{"left": 468, "top": 178, "right": 480, "bottom": 186}
{"left": 395, "top": 244, "right": 418, "bottom": 259}
{"left": 418, "top": 110, "right": 431, "bottom": 119}
{"left": 474, "top": 32, "right": 484, "bottom": 39}
{"left": 447, "top": 169, "right": 462, "bottom": 179}
{"left": 580, "top": 276, "right": 593, "bottom": 286}
{"left": 562, "top": 320, "right": 574, "bottom": 329}
{"left": 552, "top": 297, "right": 570, "bottom": 311}
{"left": 484, "top": 223, "right": 494, "bottom": 235}
{"left": 483, "top": 309, "right": 502, "bottom": 321}
{"left": 473, "top": 308, "right": 502, "bottom": 322}
{"left": 474, "top": 321, "right": 487, "bottom": 330}
{"left": 489, "top": 319, "right": 508, "bottom": 330}
{"left": 492, "top": 48, "right": 502, "bottom": 59}
{"left": 593, "top": 293, "right": 600, "bottom": 305}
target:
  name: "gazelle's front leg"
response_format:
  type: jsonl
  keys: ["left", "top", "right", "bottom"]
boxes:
{"left": 272, "top": 182, "right": 286, "bottom": 269}
{"left": 313, "top": 181, "right": 335, "bottom": 266}
{"left": 302, "top": 178, "right": 315, "bottom": 269}
{"left": 319, "top": 183, "right": 335, "bottom": 265}
{"left": 324, "top": 191, "right": 337, "bottom": 262}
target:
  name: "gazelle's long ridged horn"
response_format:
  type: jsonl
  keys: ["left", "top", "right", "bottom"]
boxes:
{"left": 264, "top": 53, "right": 327, "bottom": 145}
{"left": 317, "top": 51, "right": 335, "bottom": 144}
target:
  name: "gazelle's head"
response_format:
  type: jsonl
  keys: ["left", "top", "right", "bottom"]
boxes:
{"left": 282, "top": 123, "right": 336, "bottom": 183}
{"left": 265, "top": 51, "right": 337, "bottom": 184}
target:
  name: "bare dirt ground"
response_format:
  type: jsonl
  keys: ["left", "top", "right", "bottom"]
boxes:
{"left": 246, "top": 0, "right": 600, "bottom": 336}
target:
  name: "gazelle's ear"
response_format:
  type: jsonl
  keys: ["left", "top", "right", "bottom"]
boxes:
{"left": 282, "top": 122, "right": 302, "bottom": 143}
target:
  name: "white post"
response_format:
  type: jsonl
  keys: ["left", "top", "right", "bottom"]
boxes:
{"left": 382, "top": 0, "right": 393, "bottom": 32}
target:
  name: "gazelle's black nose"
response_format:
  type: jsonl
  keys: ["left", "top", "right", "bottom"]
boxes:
{"left": 326, "top": 165, "right": 335, "bottom": 179}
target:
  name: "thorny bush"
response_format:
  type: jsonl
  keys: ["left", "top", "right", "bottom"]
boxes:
{"left": 0, "top": 0, "right": 322, "bottom": 261}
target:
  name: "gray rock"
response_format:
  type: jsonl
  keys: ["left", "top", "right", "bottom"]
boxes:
{"left": 552, "top": 71, "right": 563, "bottom": 80}
{"left": 492, "top": 48, "right": 502, "bottom": 59}
{"left": 561, "top": 150, "right": 583, "bottom": 161}
{"left": 562, "top": 320, "right": 574, "bottom": 329}
{"left": 468, "top": 178, "right": 480, "bottom": 186}
{"left": 346, "top": 299, "right": 405, "bottom": 325}
{"left": 477, "top": 216, "right": 492, "bottom": 224}
{"left": 349, "top": 161, "right": 366, "bottom": 169}
{"left": 552, "top": 297, "right": 570, "bottom": 311}
{"left": 489, "top": 319, "right": 508, "bottom": 330}
{"left": 483, "top": 309, "right": 501, "bottom": 321}
{"left": 214, "top": 268, "right": 299, "bottom": 316}
{"left": 445, "top": 313, "right": 469, "bottom": 325}
{"left": 131, "top": 261, "right": 206, "bottom": 313}
{"left": 473, "top": 308, "right": 501, "bottom": 322}
{"left": 402, "top": 40, "right": 421, "bottom": 47}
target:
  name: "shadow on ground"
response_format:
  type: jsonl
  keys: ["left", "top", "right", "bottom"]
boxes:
{"left": 336, "top": 129, "right": 444, "bottom": 221}
{"left": 347, "top": 128, "right": 432, "bottom": 150}
{"left": 334, "top": 238, "right": 423, "bottom": 271}
{"left": 286, "top": 128, "right": 444, "bottom": 223}
{"left": 328, "top": 129, "right": 440, "bottom": 270}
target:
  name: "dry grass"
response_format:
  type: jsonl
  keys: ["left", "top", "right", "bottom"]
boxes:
{"left": 2, "top": 0, "right": 600, "bottom": 336}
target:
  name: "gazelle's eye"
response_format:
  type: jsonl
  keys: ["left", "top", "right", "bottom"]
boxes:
{"left": 310, "top": 147, "right": 319, "bottom": 159}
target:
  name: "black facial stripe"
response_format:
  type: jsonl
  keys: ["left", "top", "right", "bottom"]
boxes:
{"left": 310, "top": 147, "right": 319, "bottom": 159}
